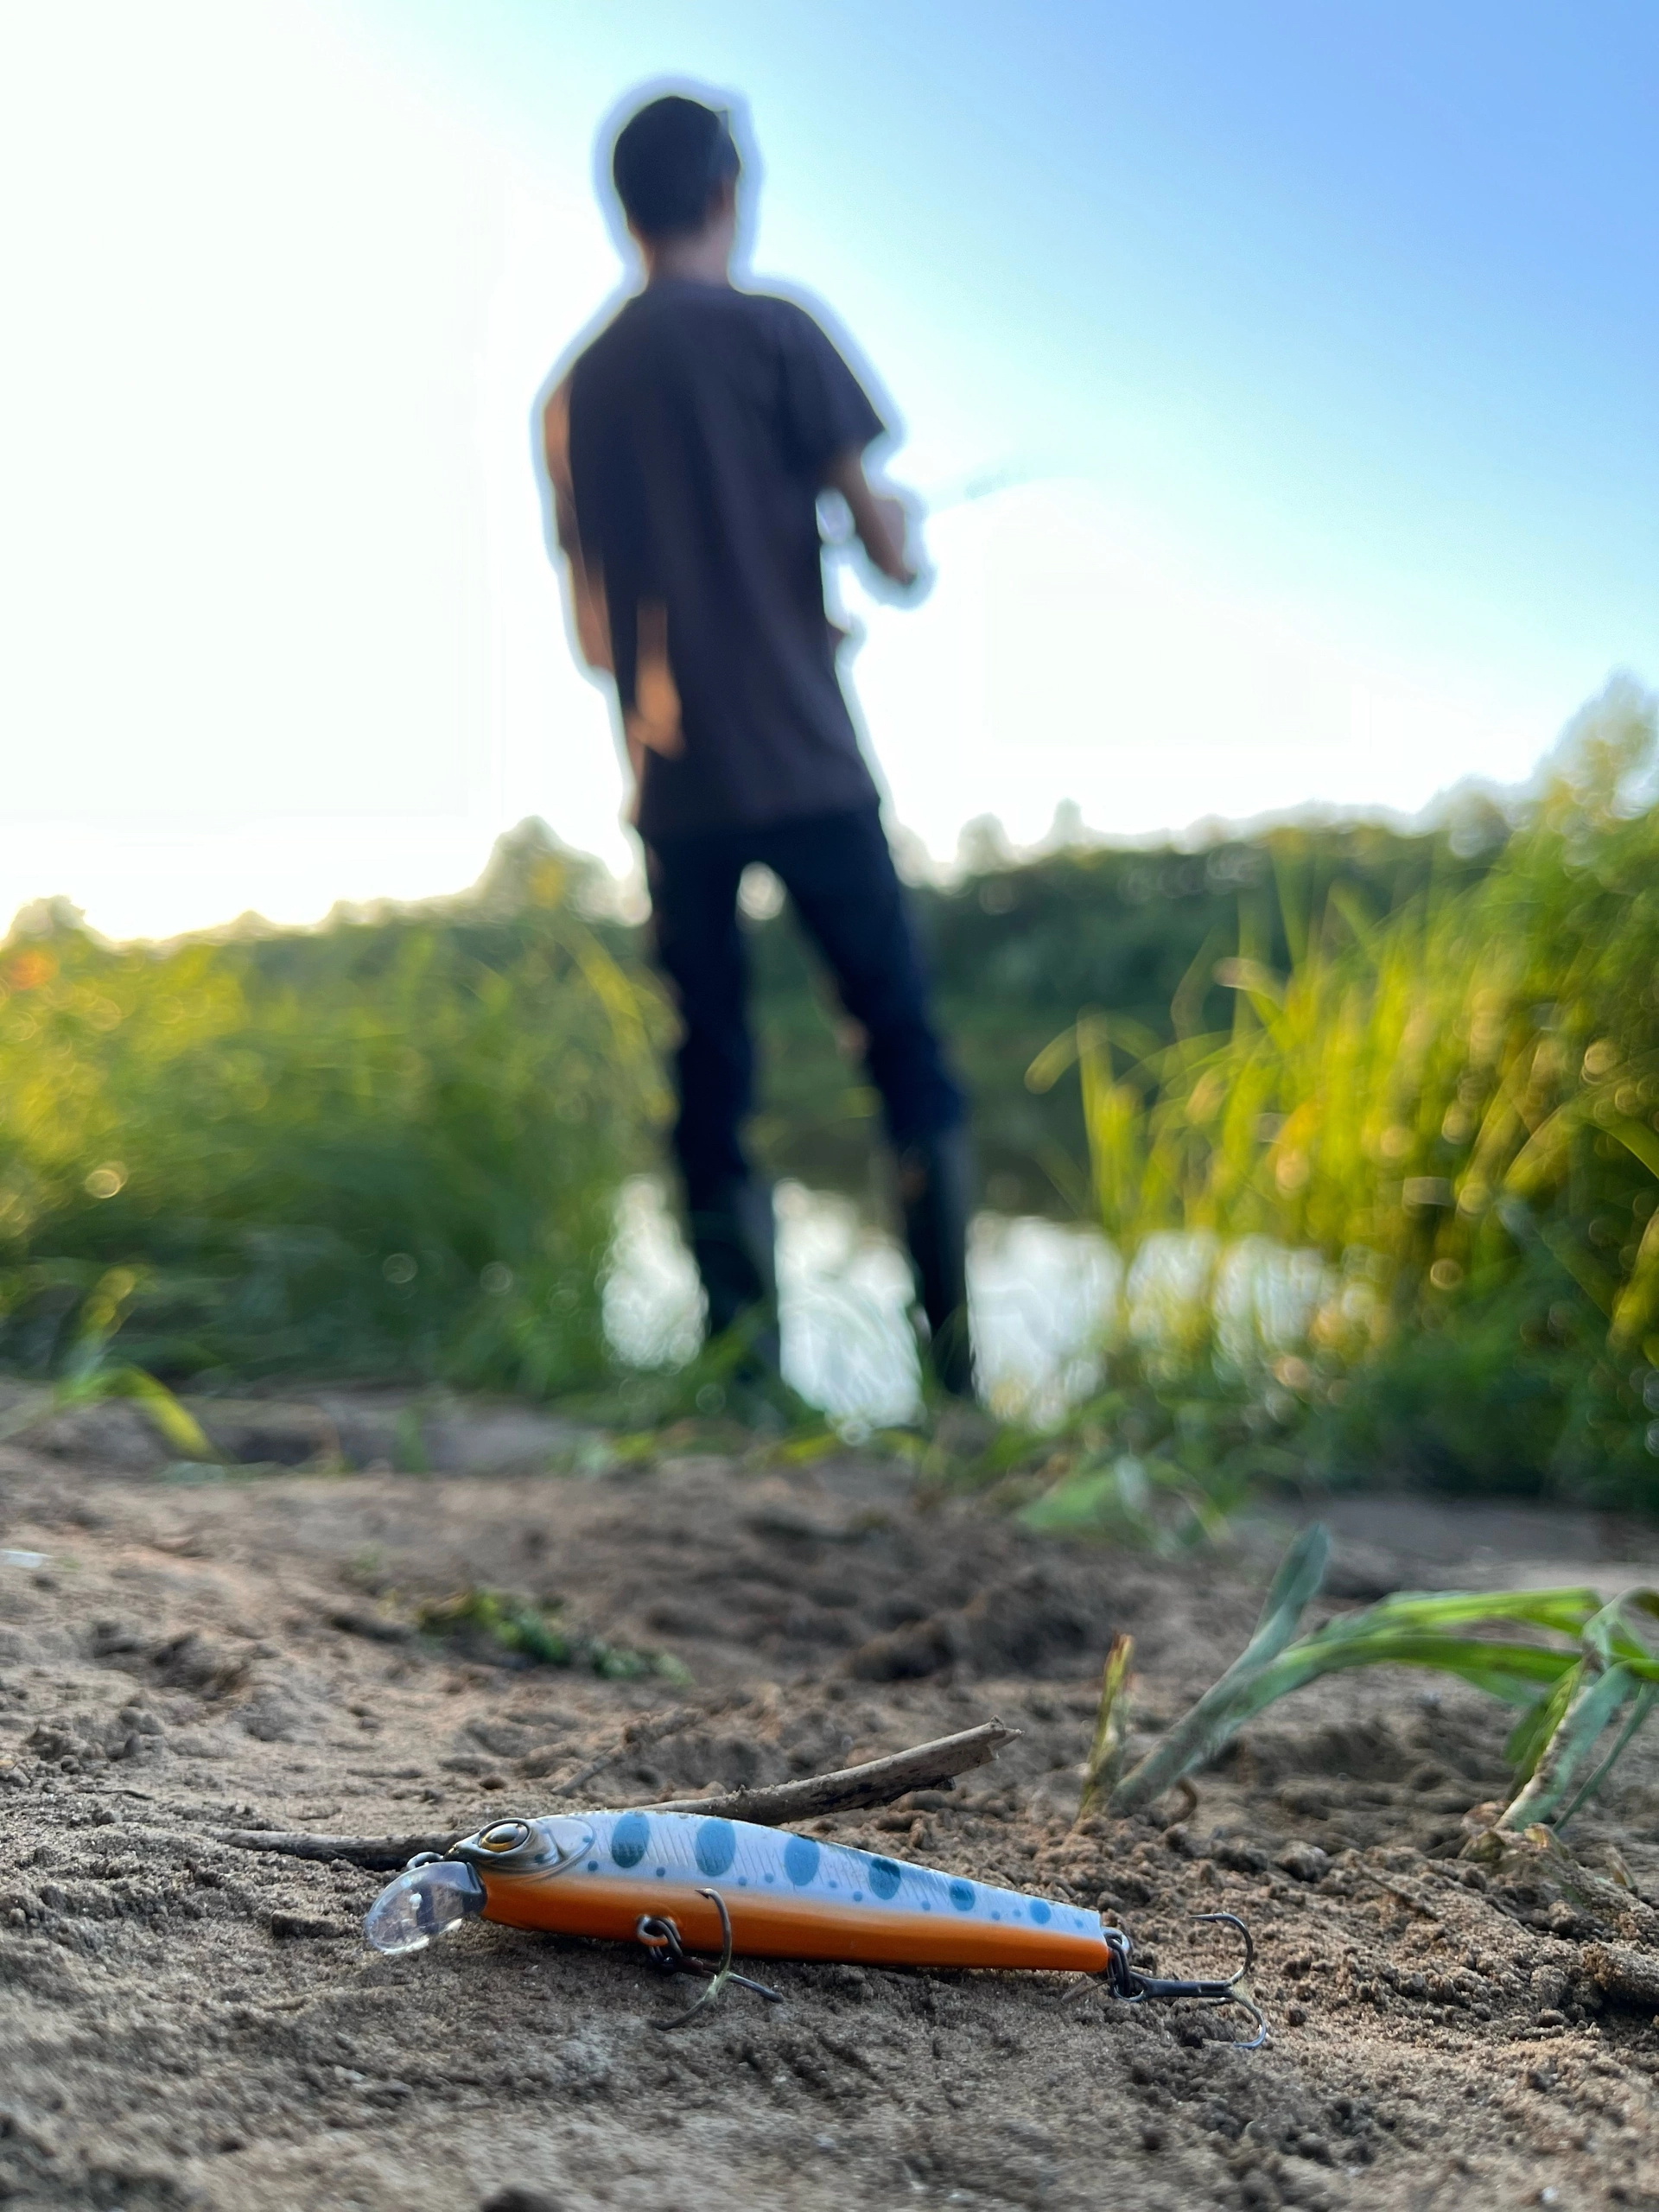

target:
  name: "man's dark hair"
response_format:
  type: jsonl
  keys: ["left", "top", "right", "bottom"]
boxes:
{"left": 612, "top": 94, "right": 741, "bottom": 239}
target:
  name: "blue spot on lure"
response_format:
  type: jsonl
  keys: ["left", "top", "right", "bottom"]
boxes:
{"left": 364, "top": 1808, "right": 1264, "bottom": 2043}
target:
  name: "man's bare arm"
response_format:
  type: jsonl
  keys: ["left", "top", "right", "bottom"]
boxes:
{"left": 542, "top": 384, "right": 682, "bottom": 810}
{"left": 543, "top": 380, "right": 613, "bottom": 672}
{"left": 823, "top": 448, "right": 918, "bottom": 588}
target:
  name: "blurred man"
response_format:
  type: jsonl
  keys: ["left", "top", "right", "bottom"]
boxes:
{"left": 543, "top": 91, "right": 973, "bottom": 1399}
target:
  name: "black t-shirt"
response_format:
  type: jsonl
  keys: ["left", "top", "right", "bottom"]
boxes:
{"left": 565, "top": 281, "right": 886, "bottom": 842}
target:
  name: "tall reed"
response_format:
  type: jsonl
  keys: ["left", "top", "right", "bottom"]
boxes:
{"left": 1033, "top": 679, "right": 1659, "bottom": 1498}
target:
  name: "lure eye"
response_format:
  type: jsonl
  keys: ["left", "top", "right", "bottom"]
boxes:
{"left": 478, "top": 1820, "right": 532, "bottom": 1855}
{"left": 453, "top": 1815, "right": 593, "bottom": 1877}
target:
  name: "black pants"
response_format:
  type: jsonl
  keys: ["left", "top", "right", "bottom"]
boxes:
{"left": 645, "top": 804, "right": 965, "bottom": 1211}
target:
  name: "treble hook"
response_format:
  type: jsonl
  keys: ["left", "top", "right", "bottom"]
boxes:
{"left": 635, "top": 1890, "right": 785, "bottom": 2030}
{"left": 1099, "top": 1912, "right": 1267, "bottom": 2049}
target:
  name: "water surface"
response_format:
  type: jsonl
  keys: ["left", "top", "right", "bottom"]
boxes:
{"left": 603, "top": 1178, "right": 1116, "bottom": 1426}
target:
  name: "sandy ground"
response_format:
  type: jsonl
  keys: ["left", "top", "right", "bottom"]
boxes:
{"left": 6, "top": 1397, "right": 1659, "bottom": 2210}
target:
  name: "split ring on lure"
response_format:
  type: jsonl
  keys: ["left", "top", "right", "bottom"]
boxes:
{"left": 364, "top": 1809, "right": 1267, "bottom": 2047}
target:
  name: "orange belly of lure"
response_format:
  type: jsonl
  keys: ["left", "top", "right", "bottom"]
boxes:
{"left": 474, "top": 1867, "right": 1110, "bottom": 1974}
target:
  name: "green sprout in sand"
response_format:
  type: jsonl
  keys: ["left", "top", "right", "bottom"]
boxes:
{"left": 1081, "top": 1523, "right": 1659, "bottom": 1838}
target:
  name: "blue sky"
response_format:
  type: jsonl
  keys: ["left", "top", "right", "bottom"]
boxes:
{"left": 355, "top": 0, "right": 1656, "bottom": 654}
{"left": 1, "top": 0, "right": 1652, "bottom": 936}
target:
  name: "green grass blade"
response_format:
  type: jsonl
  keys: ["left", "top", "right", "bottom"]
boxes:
{"left": 1252, "top": 1523, "right": 1332, "bottom": 1640}
{"left": 1303, "top": 1588, "right": 1600, "bottom": 1642}
{"left": 1497, "top": 1662, "right": 1644, "bottom": 1831}
{"left": 1252, "top": 1630, "right": 1576, "bottom": 1707}
{"left": 1583, "top": 1589, "right": 1659, "bottom": 1668}
{"left": 1555, "top": 1682, "right": 1659, "bottom": 1831}
{"left": 1504, "top": 1669, "right": 1580, "bottom": 1778}
{"left": 1108, "top": 1524, "right": 1329, "bottom": 1813}
{"left": 79, "top": 1366, "right": 217, "bottom": 1461}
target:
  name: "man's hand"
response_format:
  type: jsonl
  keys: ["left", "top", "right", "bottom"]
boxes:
{"left": 823, "top": 449, "right": 920, "bottom": 590}
{"left": 625, "top": 600, "right": 684, "bottom": 760}
{"left": 868, "top": 492, "right": 916, "bottom": 586}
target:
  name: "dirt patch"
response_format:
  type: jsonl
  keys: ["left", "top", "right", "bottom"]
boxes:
{"left": 5, "top": 1427, "right": 1659, "bottom": 2208}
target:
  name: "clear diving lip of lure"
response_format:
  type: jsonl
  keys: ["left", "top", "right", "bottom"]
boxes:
{"left": 363, "top": 1808, "right": 1266, "bottom": 2046}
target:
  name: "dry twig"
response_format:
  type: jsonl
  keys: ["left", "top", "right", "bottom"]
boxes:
{"left": 213, "top": 1718, "right": 1020, "bottom": 1870}
{"left": 645, "top": 1718, "right": 1017, "bottom": 1821}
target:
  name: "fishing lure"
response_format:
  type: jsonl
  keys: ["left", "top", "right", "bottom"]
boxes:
{"left": 364, "top": 1808, "right": 1265, "bottom": 2044}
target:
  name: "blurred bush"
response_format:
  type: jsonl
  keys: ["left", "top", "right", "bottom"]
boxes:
{"left": 741, "top": 808, "right": 1501, "bottom": 1211}
{"left": 1034, "top": 677, "right": 1659, "bottom": 1503}
{"left": 0, "top": 824, "right": 664, "bottom": 1395}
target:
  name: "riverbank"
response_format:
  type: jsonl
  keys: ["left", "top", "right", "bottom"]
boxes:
{"left": 5, "top": 1413, "right": 1659, "bottom": 2208}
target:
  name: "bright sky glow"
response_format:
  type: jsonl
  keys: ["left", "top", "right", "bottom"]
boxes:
{"left": 1, "top": 1, "right": 1652, "bottom": 938}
